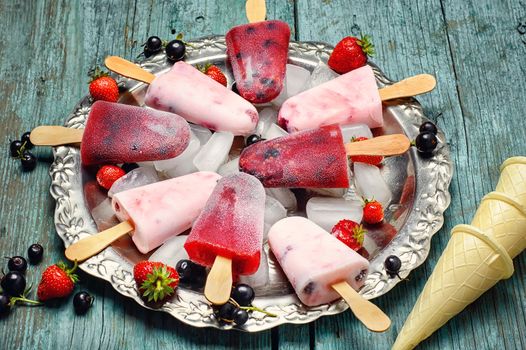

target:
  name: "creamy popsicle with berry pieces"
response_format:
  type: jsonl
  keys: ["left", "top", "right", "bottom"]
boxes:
{"left": 226, "top": 20, "right": 290, "bottom": 103}
{"left": 268, "top": 217, "right": 369, "bottom": 306}
{"left": 184, "top": 173, "right": 265, "bottom": 304}
{"left": 65, "top": 172, "right": 221, "bottom": 261}
{"left": 277, "top": 65, "right": 437, "bottom": 132}
{"left": 239, "top": 124, "right": 410, "bottom": 188}
{"left": 144, "top": 61, "right": 259, "bottom": 135}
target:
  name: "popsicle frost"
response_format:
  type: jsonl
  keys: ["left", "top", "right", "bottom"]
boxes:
{"left": 268, "top": 217, "right": 369, "bottom": 306}
{"left": 226, "top": 20, "right": 290, "bottom": 103}
{"left": 81, "top": 101, "right": 190, "bottom": 166}
{"left": 277, "top": 65, "right": 383, "bottom": 131}
{"left": 184, "top": 173, "right": 265, "bottom": 275}
{"left": 239, "top": 124, "right": 350, "bottom": 188}
{"left": 111, "top": 171, "right": 221, "bottom": 254}
{"left": 144, "top": 61, "right": 258, "bottom": 135}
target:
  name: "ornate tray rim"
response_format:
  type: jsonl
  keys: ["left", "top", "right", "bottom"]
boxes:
{"left": 50, "top": 35, "right": 453, "bottom": 331}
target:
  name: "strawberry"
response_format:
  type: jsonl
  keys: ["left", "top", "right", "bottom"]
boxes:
{"left": 363, "top": 199, "right": 384, "bottom": 224}
{"left": 198, "top": 63, "right": 227, "bottom": 86}
{"left": 133, "top": 261, "right": 179, "bottom": 302}
{"left": 349, "top": 137, "right": 383, "bottom": 165}
{"left": 328, "top": 35, "right": 375, "bottom": 74}
{"left": 331, "top": 219, "right": 365, "bottom": 251}
{"left": 37, "top": 261, "right": 79, "bottom": 301}
{"left": 96, "top": 165, "right": 125, "bottom": 190}
{"left": 88, "top": 67, "right": 119, "bottom": 102}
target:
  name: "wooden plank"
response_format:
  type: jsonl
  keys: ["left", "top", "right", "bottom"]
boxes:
{"left": 296, "top": 0, "right": 525, "bottom": 349}
{"left": 0, "top": 1, "right": 293, "bottom": 349}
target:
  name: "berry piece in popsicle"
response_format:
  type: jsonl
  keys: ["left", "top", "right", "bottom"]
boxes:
{"left": 226, "top": 20, "right": 290, "bottom": 103}
{"left": 81, "top": 101, "right": 191, "bottom": 165}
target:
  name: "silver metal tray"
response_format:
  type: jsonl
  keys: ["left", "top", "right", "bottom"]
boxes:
{"left": 50, "top": 36, "right": 453, "bottom": 331}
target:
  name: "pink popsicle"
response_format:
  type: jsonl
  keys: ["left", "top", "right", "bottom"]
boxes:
{"left": 144, "top": 61, "right": 258, "bottom": 135}
{"left": 268, "top": 217, "right": 369, "bottom": 306}
{"left": 112, "top": 171, "right": 221, "bottom": 254}
{"left": 277, "top": 65, "right": 383, "bottom": 131}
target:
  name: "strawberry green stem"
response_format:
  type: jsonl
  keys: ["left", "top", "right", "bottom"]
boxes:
{"left": 10, "top": 296, "right": 43, "bottom": 307}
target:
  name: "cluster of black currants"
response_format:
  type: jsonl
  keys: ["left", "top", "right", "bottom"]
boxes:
{"left": 0, "top": 244, "right": 44, "bottom": 316}
{"left": 414, "top": 121, "right": 439, "bottom": 156}
{"left": 142, "top": 35, "right": 186, "bottom": 62}
{"left": 9, "top": 132, "right": 37, "bottom": 171}
{"left": 215, "top": 284, "right": 256, "bottom": 326}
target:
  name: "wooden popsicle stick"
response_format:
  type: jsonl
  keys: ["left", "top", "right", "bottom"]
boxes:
{"left": 204, "top": 255, "right": 233, "bottom": 305}
{"left": 246, "top": 0, "right": 266, "bottom": 23}
{"left": 65, "top": 221, "right": 134, "bottom": 262}
{"left": 30, "top": 126, "right": 84, "bottom": 146}
{"left": 332, "top": 281, "right": 391, "bottom": 332}
{"left": 344, "top": 134, "right": 410, "bottom": 156}
{"left": 104, "top": 56, "right": 156, "bottom": 84}
{"left": 378, "top": 74, "right": 436, "bottom": 101}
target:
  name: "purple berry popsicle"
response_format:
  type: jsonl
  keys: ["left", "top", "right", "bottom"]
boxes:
{"left": 144, "top": 61, "right": 258, "bottom": 135}
{"left": 226, "top": 20, "right": 290, "bottom": 103}
{"left": 239, "top": 124, "right": 351, "bottom": 188}
{"left": 82, "top": 101, "right": 190, "bottom": 165}
{"left": 268, "top": 217, "right": 369, "bottom": 306}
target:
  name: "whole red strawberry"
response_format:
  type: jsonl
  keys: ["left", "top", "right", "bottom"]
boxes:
{"left": 37, "top": 261, "right": 79, "bottom": 301}
{"left": 96, "top": 165, "right": 125, "bottom": 190}
{"left": 89, "top": 67, "right": 119, "bottom": 102}
{"left": 199, "top": 64, "right": 227, "bottom": 86}
{"left": 349, "top": 136, "right": 384, "bottom": 165}
{"left": 363, "top": 199, "right": 384, "bottom": 224}
{"left": 331, "top": 219, "right": 365, "bottom": 251}
{"left": 133, "top": 261, "right": 179, "bottom": 302}
{"left": 328, "top": 35, "right": 375, "bottom": 74}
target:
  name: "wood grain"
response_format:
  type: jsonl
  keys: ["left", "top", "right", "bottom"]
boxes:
{"left": 0, "top": 0, "right": 525, "bottom": 349}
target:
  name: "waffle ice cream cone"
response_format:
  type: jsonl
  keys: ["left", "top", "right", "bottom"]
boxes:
{"left": 392, "top": 157, "right": 526, "bottom": 350}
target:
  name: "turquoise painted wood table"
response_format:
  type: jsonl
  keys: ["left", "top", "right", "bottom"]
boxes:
{"left": 1, "top": 1, "right": 525, "bottom": 349}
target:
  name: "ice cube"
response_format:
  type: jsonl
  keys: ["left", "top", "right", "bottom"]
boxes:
{"left": 263, "top": 196, "right": 287, "bottom": 241}
{"left": 266, "top": 188, "right": 297, "bottom": 212}
{"left": 108, "top": 167, "right": 160, "bottom": 198}
{"left": 309, "top": 187, "right": 348, "bottom": 198}
{"left": 353, "top": 162, "right": 392, "bottom": 207}
{"left": 193, "top": 131, "right": 234, "bottom": 172}
{"left": 262, "top": 124, "right": 288, "bottom": 140}
{"left": 189, "top": 123, "right": 212, "bottom": 145}
{"left": 271, "top": 64, "right": 311, "bottom": 108}
{"left": 91, "top": 198, "right": 120, "bottom": 231}
{"left": 218, "top": 156, "right": 240, "bottom": 176}
{"left": 305, "top": 61, "right": 339, "bottom": 89}
{"left": 285, "top": 64, "right": 310, "bottom": 97}
{"left": 148, "top": 235, "right": 189, "bottom": 268}
{"left": 155, "top": 133, "right": 201, "bottom": 178}
{"left": 238, "top": 249, "right": 269, "bottom": 288}
{"left": 306, "top": 197, "right": 363, "bottom": 232}
{"left": 340, "top": 123, "right": 373, "bottom": 143}
{"left": 255, "top": 107, "right": 279, "bottom": 135}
